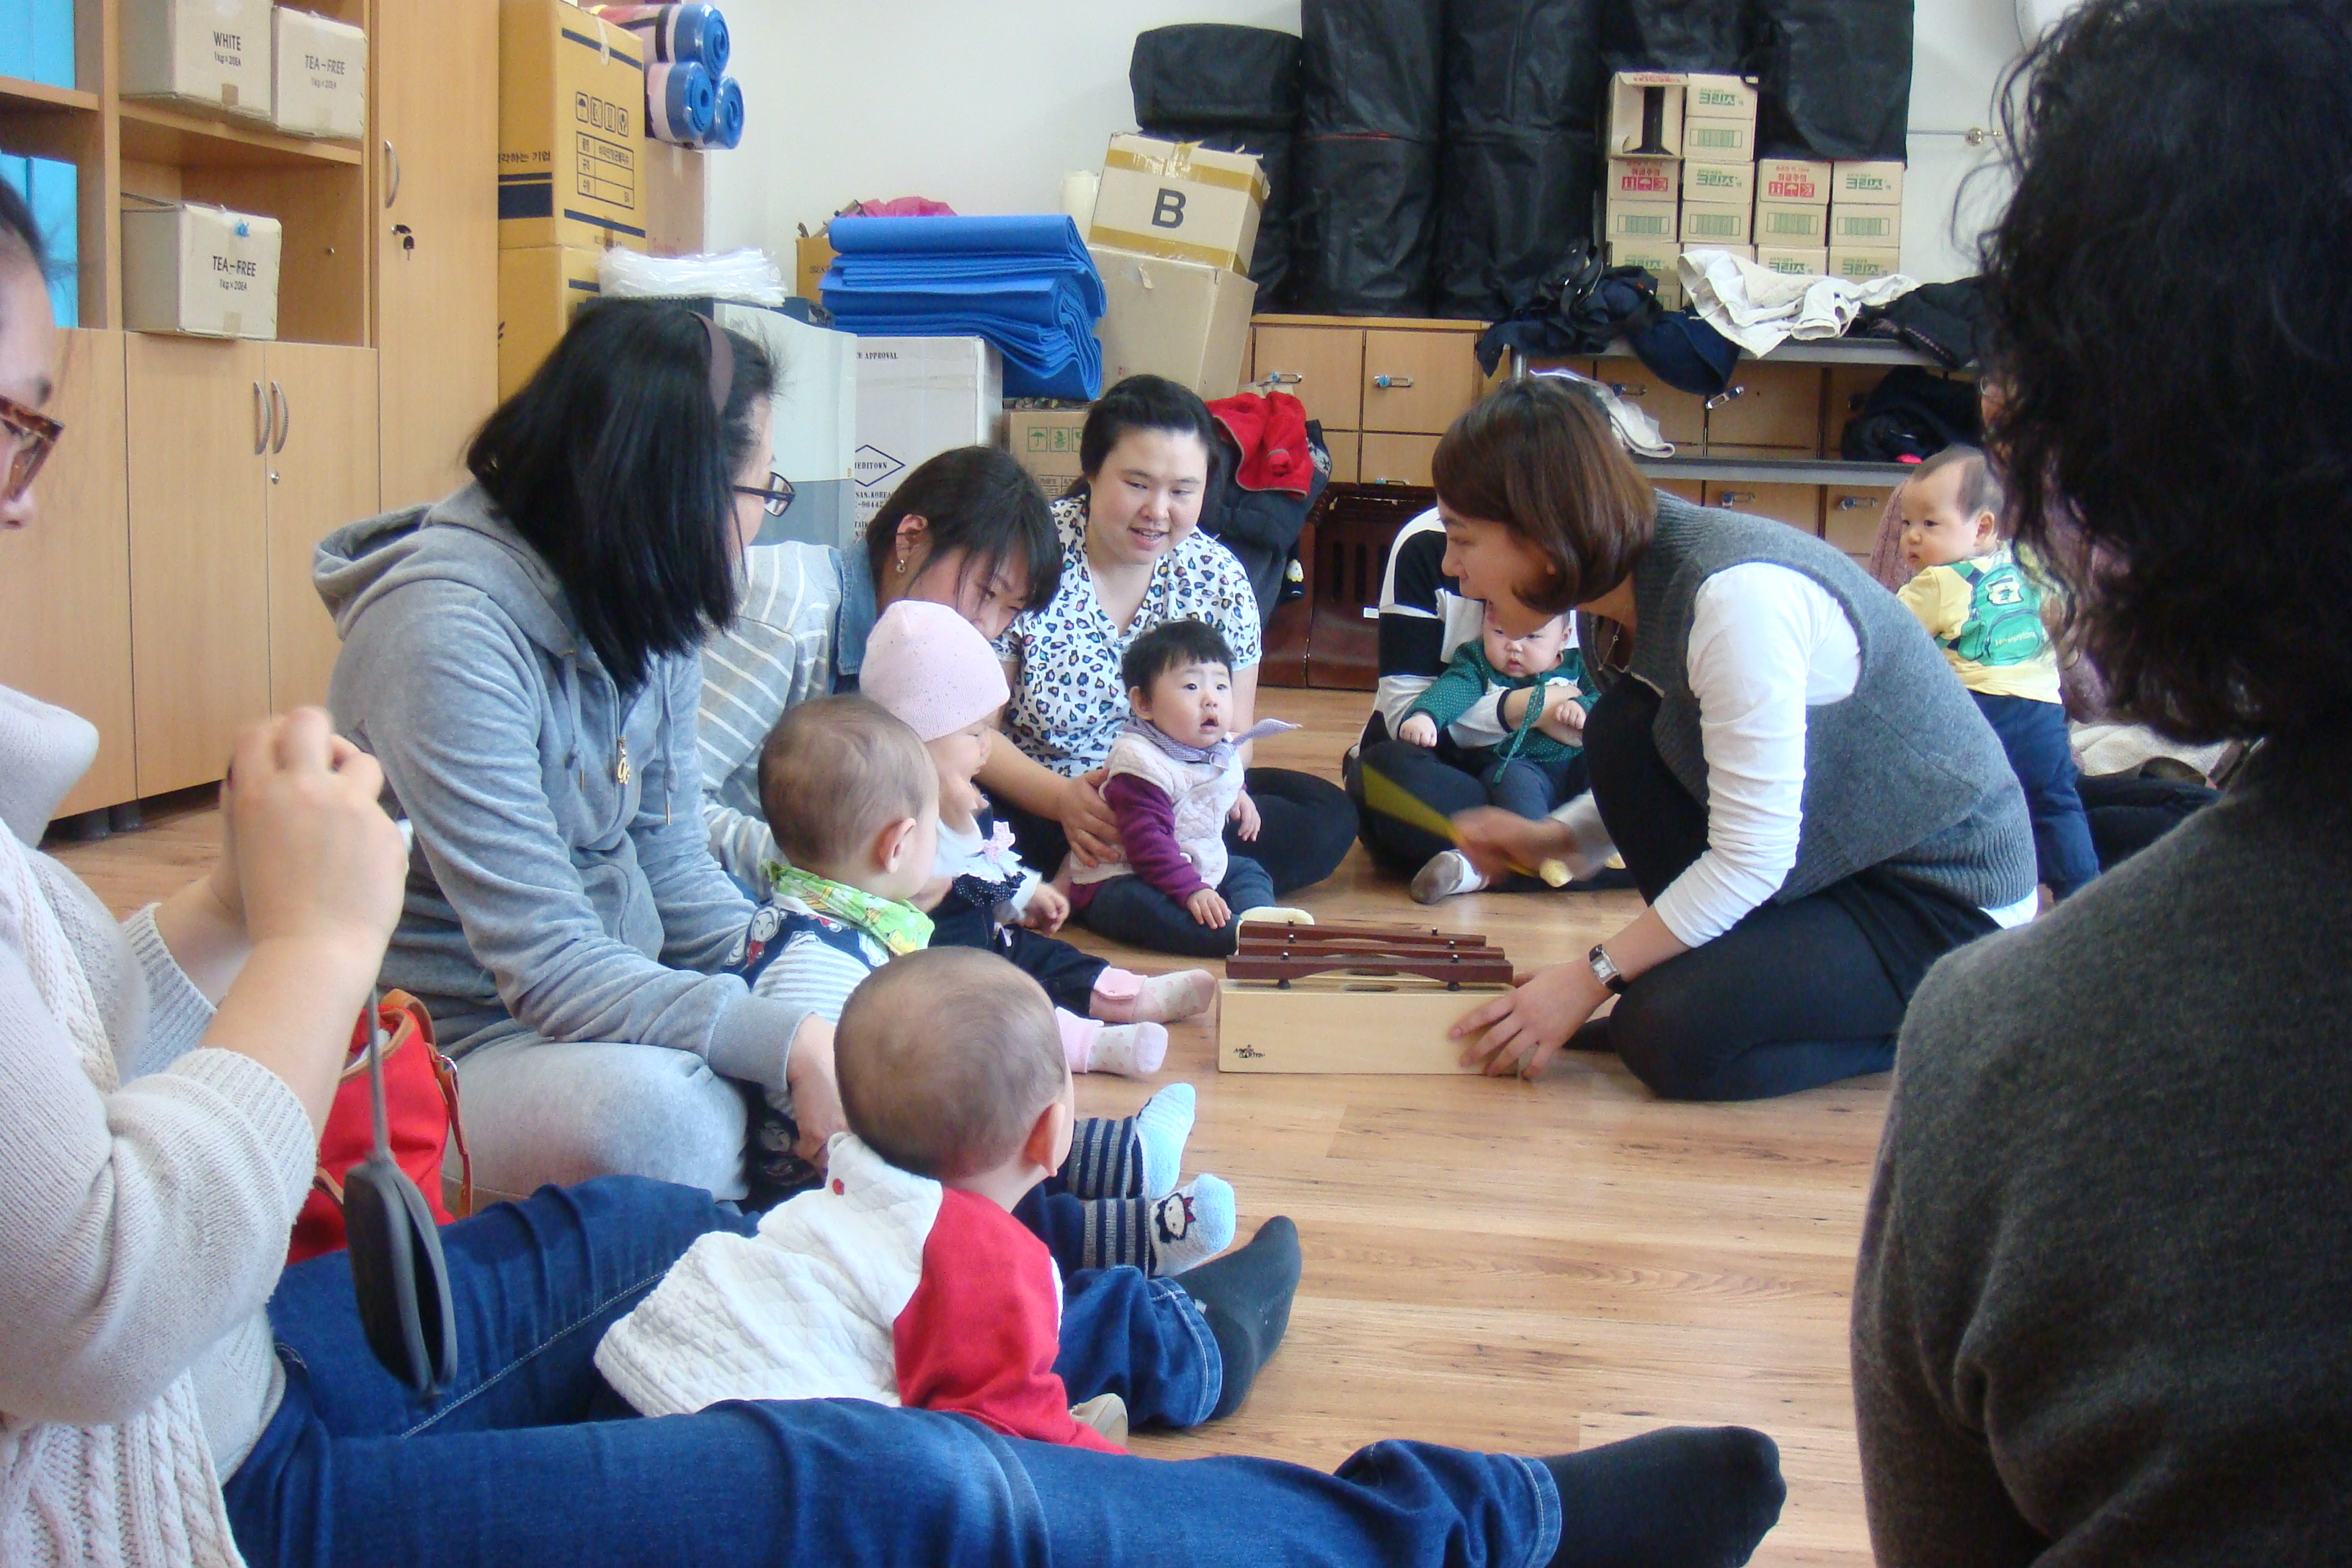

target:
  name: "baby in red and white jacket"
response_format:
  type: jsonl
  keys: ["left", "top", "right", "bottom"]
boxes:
{"left": 594, "top": 946, "right": 1128, "bottom": 1450}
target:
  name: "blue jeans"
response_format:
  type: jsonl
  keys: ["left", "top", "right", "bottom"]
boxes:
{"left": 1970, "top": 690, "right": 2098, "bottom": 899}
{"left": 1078, "top": 856, "right": 1278, "bottom": 958}
{"left": 222, "top": 1179, "right": 1560, "bottom": 1568}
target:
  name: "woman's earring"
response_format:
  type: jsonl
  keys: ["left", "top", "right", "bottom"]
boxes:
{"left": 896, "top": 556, "right": 909, "bottom": 576}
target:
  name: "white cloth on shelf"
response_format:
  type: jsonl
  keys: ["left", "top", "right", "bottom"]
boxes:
{"left": 1680, "top": 251, "right": 1921, "bottom": 357}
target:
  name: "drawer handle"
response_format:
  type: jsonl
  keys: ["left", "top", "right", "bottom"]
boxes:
{"left": 1371, "top": 374, "right": 1415, "bottom": 389}
{"left": 1705, "top": 383, "right": 1750, "bottom": 411}
{"left": 1835, "top": 495, "right": 1875, "bottom": 510}
{"left": 1607, "top": 381, "right": 1649, "bottom": 398}
{"left": 1719, "top": 490, "right": 1758, "bottom": 504}
{"left": 1257, "top": 370, "right": 1304, "bottom": 386}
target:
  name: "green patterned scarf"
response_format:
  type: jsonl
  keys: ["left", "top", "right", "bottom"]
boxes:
{"left": 764, "top": 863, "right": 934, "bottom": 956}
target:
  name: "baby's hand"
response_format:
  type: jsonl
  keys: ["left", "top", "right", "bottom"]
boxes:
{"left": 1021, "top": 881, "right": 1070, "bottom": 934}
{"left": 1536, "top": 687, "right": 1588, "bottom": 744}
{"left": 1399, "top": 713, "right": 1438, "bottom": 747}
{"left": 1187, "top": 887, "right": 1231, "bottom": 927}
{"left": 1228, "top": 790, "right": 1262, "bottom": 840}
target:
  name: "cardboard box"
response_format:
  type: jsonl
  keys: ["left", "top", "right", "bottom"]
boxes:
{"left": 1, "top": 155, "right": 77, "bottom": 327}
{"left": 719, "top": 302, "right": 862, "bottom": 551}
{"left": 855, "top": 337, "right": 1004, "bottom": 528}
{"left": 1829, "top": 247, "right": 1902, "bottom": 283}
{"left": 797, "top": 231, "right": 837, "bottom": 302}
{"left": 1832, "top": 161, "right": 1906, "bottom": 205}
{"left": 1753, "top": 202, "right": 1827, "bottom": 244}
{"left": 1682, "top": 74, "right": 1758, "bottom": 122}
{"left": 1607, "top": 71, "right": 1685, "bottom": 157}
{"left": 1757, "top": 158, "right": 1832, "bottom": 205}
{"left": 1681, "top": 159, "right": 1753, "bottom": 208}
{"left": 121, "top": 200, "right": 282, "bottom": 338}
{"left": 1605, "top": 200, "right": 1678, "bottom": 244}
{"left": 1607, "top": 238, "right": 1678, "bottom": 306}
{"left": 1678, "top": 202, "right": 1750, "bottom": 246}
{"left": 1090, "top": 244, "right": 1257, "bottom": 401}
{"left": 496, "top": 244, "right": 603, "bottom": 398}
{"left": 1755, "top": 246, "right": 1829, "bottom": 277}
{"left": 272, "top": 8, "right": 366, "bottom": 140}
{"left": 1604, "top": 157, "right": 1679, "bottom": 205}
{"left": 499, "top": 0, "right": 649, "bottom": 251}
{"left": 1829, "top": 206, "right": 1899, "bottom": 245}
{"left": 1006, "top": 407, "right": 1091, "bottom": 501}
{"left": 121, "top": 0, "right": 274, "bottom": 120}
{"left": 641, "top": 137, "right": 705, "bottom": 256}
{"left": 1681, "top": 117, "right": 1754, "bottom": 164}
{"left": 1089, "top": 134, "right": 1267, "bottom": 276}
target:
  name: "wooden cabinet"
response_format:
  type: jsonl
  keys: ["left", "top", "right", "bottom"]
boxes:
{"left": 1360, "top": 432, "right": 1440, "bottom": 488}
{"left": 376, "top": 0, "right": 499, "bottom": 509}
{"left": 1250, "top": 322, "right": 1365, "bottom": 431}
{"left": 1704, "top": 479, "right": 1822, "bottom": 536}
{"left": 1577, "top": 357, "right": 1705, "bottom": 447}
{"left": 1704, "top": 362, "right": 1822, "bottom": 453}
{"left": 1825, "top": 483, "right": 1894, "bottom": 561}
{"left": 0, "top": 330, "right": 135, "bottom": 816}
{"left": 265, "top": 344, "right": 380, "bottom": 710}
{"left": 1362, "top": 329, "right": 1486, "bottom": 435}
{"left": 1322, "top": 430, "right": 1360, "bottom": 484}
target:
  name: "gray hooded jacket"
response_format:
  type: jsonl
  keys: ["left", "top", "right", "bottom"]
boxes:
{"left": 314, "top": 483, "right": 808, "bottom": 1094}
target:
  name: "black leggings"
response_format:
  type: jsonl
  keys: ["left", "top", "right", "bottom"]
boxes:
{"left": 1353, "top": 733, "right": 1589, "bottom": 891}
{"left": 1576, "top": 682, "right": 1981, "bottom": 1102}
{"left": 998, "top": 766, "right": 1358, "bottom": 897}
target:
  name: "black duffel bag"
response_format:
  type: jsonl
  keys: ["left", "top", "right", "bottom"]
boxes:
{"left": 1130, "top": 24, "right": 1302, "bottom": 130}
{"left": 1444, "top": 0, "right": 1608, "bottom": 135}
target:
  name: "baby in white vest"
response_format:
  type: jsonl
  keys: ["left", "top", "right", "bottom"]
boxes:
{"left": 1067, "top": 620, "right": 1302, "bottom": 958}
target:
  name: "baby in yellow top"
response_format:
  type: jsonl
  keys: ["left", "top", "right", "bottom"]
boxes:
{"left": 1896, "top": 445, "right": 2095, "bottom": 899}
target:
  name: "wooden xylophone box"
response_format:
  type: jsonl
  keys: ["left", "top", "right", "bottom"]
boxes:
{"left": 1217, "top": 920, "right": 1514, "bottom": 1074}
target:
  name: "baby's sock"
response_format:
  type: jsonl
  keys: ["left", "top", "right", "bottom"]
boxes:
{"left": 1090, "top": 1023, "right": 1168, "bottom": 1077}
{"left": 1133, "top": 1082, "right": 1195, "bottom": 1198}
{"left": 1061, "top": 1082, "right": 1193, "bottom": 1200}
{"left": 1146, "top": 1175, "right": 1236, "bottom": 1275}
{"left": 1092, "top": 967, "right": 1218, "bottom": 1025}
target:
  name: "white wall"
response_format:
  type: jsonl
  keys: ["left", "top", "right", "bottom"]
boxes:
{"left": 710, "top": 0, "right": 2030, "bottom": 285}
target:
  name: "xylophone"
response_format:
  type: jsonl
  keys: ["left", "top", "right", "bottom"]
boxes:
{"left": 1216, "top": 920, "right": 1517, "bottom": 1074}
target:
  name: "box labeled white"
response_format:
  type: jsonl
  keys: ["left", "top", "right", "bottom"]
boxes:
{"left": 272, "top": 7, "right": 367, "bottom": 140}
{"left": 854, "top": 337, "right": 1004, "bottom": 527}
{"left": 1607, "top": 71, "right": 1685, "bottom": 157}
{"left": 1753, "top": 202, "right": 1827, "bottom": 244}
{"left": 121, "top": 200, "right": 282, "bottom": 338}
{"left": 1678, "top": 202, "right": 1750, "bottom": 246}
{"left": 1090, "top": 134, "right": 1266, "bottom": 277}
{"left": 1830, "top": 206, "right": 1899, "bottom": 245}
{"left": 1605, "top": 157, "right": 1679, "bottom": 205}
{"left": 1755, "top": 246, "right": 1829, "bottom": 277}
{"left": 121, "top": 0, "right": 274, "bottom": 119}
{"left": 1090, "top": 244, "right": 1257, "bottom": 401}
{"left": 1831, "top": 161, "right": 1905, "bottom": 205}
{"left": 1681, "top": 117, "right": 1754, "bottom": 164}
{"left": 1681, "top": 159, "right": 1753, "bottom": 208}
{"left": 1605, "top": 200, "right": 1679, "bottom": 244}
{"left": 1828, "top": 247, "right": 1902, "bottom": 283}
{"left": 1757, "top": 159, "right": 1832, "bottom": 205}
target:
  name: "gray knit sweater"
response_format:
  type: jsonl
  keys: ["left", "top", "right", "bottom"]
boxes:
{"left": 1853, "top": 733, "right": 2352, "bottom": 1563}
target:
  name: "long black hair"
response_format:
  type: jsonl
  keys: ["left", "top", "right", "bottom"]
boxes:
{"left": 466, "top": 299, "right": 773, "bottom": 690}
{"left": 863, "top": 445, "right": 1061, "bottom": 612}
{"left": 0, "top": 175, "right": 53, "bottom": 309}
{"left": 1984, "top": 0, "right": 2352, "bottom": 741}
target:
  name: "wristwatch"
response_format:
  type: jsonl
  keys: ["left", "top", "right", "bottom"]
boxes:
{"left": 1587, "top": 943, "right": 1627, "bottom": 996}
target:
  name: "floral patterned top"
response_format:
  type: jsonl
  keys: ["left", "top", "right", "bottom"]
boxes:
{"left": 994, "top": 494, "right": 1263, "bottom": 777}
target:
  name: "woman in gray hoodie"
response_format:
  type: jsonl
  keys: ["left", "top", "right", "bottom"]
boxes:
{"left": 316, "top": 300, "right": 835, "bottom": 1203}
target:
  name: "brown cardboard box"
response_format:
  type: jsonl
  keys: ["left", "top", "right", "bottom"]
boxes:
{"left": 1829, "top": 206, "right": 1899, "bottom": 246}
{"left": 856, "top": 337, "right": 1004, "bottom": 525}
{"left": 1604, "top": 200, "right": 1679, "bottom": 244}
{"left": 1831, "top": 161, "right": 1905, "bottom": 205}
{"left": 1006, "top": 408, "right": 1090, "bottom": 500}
{"left": 1089, "top": 244, "right": 1257, "bottom": 400}
{"left": 1678, "top": 201, "right": 1750, "bottom": 246}
{"left": 1756, "top": 158, "right": 1832, "bottom": 205}
{"left": 121, "top": 201, "right": 282, "bottom": 337}
{"left": 1829, "top": 246, "right": 1902, "bottom": 282}
{"left": 1753, "top": 202, "right": 1827, "bottom": 245}
{"left": 272, "top": 7, "right": 368, "bottom": 140}
{"left": 1682, "top": 73, "right": 1758, "bottom": 121}
{"left": 1089, "top": 134, "right": 1266, "bottom": 275}
{"left": 1606, "top": 239, "right": 1678, "bottom": 306}
{"left": 122, "top": 0, "right": 274, "bottom": 120}
{"left": 498, "top": 244, "right": 604, "bottom": 398}
{"left": 499, "top": 0, "right": 649, "bottom": 251}
{"left": 1681, "top": 159, "right": 1753, "bottom": 208}
{"left": 1607, "top": 71, "right": 1685, "bottom": 157}
{"left": 1681, "top": 117, "right": 1754, "bottom": 164}
{"left": 797, "top": 231, "right": 837, "bottom": 302}
{"left": 640, "top": 138, "right": 705, "bottom": 257}
{"left": 1755, "top": 246, "right": 1829, "bottom": 277}
{"left": 1604, "top": 157, "right": 1679, "bottom": 205}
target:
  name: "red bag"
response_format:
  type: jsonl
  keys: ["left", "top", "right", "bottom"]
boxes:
{"left": 288, "top": 989, "right": 473, "bottom": 1265}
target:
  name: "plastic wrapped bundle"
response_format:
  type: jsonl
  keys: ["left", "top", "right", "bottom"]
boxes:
{"left": 1433, "top": 130, "right": 1600, "bottom": 319}
{"left": 1301, "top": 0, "right": 1443, "bottom": 138}
{"left": 1755, "top": 0, "right": 1911, "bottom": 160}
{"left": 1291, "top": 133, "right": 1439, "bottom": 316}
{"left": 1130, "top": 24, "right": 1302, "bottom": 129}
{"left": 1443, "top": 0, "right": 1606, "bottom": 135}
{"left": 1599, "top": 0, "right": 1750, "bottom": 72}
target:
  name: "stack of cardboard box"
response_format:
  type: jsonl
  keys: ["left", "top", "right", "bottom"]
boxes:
{"left": 1678, "top": 71, "right": 1758, "bottom": 285}
{"left": 1085, "top": 134, "right": 1263, "bottom": 401}
{"left": 1829, "top": 162, "right": 1904, "bottom": 283}
{"left": 1603, "top": 72, "right": 1758, "bottom": 308}
{"left": 1754, "top": 158, "right": 1832, "bottom": 277}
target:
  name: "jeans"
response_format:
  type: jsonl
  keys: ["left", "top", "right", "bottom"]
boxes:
{"left": 1001, "top": 767, "right": 1358, "bottom": 896}
{"left": 223, "top": 1179, "right": 1562, "bottom": 1568}
{"left": 2078, "top": 770, "right": 2218, "bottom": 870}
{"left": 1576, "top": 682, "right": 1984, "bottom": 1101}
{"left": 1971, "top": 690, "right": 2099, "bottom": 899}
{"left": 928, "top": 898, "right": 1108, "bottom": 1015}
{"left": 1354, "top": 735, "right": 1590, "bottom": 891}
{"left": 1077, "top": 857, "right": 1278, "bottom": 958}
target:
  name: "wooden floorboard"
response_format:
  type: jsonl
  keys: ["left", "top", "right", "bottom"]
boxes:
{"left": 50, "top": 685, "right": 1881, "bottom": 1564}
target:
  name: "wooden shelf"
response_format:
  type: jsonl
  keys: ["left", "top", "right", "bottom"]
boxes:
{"left": 1636, "top": 455, "right": 1912, "bottom": 486}
{"left": 1596, "top": 337, "right": 1951, "bottom": 368}
{"left": 0, "top": 74, "right": 100, "bottom": 115}
{"left": 119, "top": 100, "right": 363, "bottom": 169}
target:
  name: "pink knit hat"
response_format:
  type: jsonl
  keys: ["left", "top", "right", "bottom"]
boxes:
{"left": 860, "top": 600, "right": 1011, "bottom": 741}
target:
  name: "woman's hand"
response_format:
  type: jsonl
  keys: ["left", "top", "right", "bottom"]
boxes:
{"left": 784, "top": 1015, "right": 845, "bottom": 1166}
{"left": 230, "top": 710, "right": 406, "bottom": 959}
{"left": 1020, "top": 881, "right": 1070, "bottom": 934}
{"left": 1399, "top": 713, "right": 1438, "bottom": 747}
{"left": 1228, "top": 790, "right": 1262, "bottom": 840}
{"left": 1449, "top": 959, "right": 1609, "bottom": 1079}
{"left": 1059, "top": 770, "right": 1123, "bottom": 868}
{"left": 1451, "top": 806, "right": 1576, "bottom": 883}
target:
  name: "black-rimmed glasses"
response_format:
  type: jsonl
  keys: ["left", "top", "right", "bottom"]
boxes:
{"left": 0, "top": 391, "right": 62, "bottom": 505}
{"left": 734, "top": 470, "right": 796, "bottom": 517}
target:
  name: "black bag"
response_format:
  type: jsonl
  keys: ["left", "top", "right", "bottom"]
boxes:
{"left": 1301, "top": 0, "right": 1445, "bottom": 140}
{"left": 1292, "top": 133, "right": 1440, "bottom": 316}
{"left": 1600, "top": 0, "right": 1750, "bottom": 72}
{"left": 1200, "top": 420, "right": 1332, "bottom": 628}
{"left": 1840, "top": 366, "right": 1981, "bottom": 463}
{"left": 1474, "top": 249, "right": 1665, "bottom": 373}
{"left": 1754, "top": 0, "right": 1912, "bottom": 160}
{"left": 1443, "top": 0, "right": 1608, "bottom": 135}
{"left": 1130, "top": 24, "right": 1303, "bottom": 129}
{"left": 1433, "top": 130, "right": 1600, "bottom": 319}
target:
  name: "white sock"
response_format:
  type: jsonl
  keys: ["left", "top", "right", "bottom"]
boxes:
{"left": 1133, "top": 1082, "right": 1195, "bottom": 1199}
{"left": 1089, "top": 1022, "right": 1168, "bottom": 1077}
{"left": 1146, "top": 1175, "right": 1237, "bottom": 1275}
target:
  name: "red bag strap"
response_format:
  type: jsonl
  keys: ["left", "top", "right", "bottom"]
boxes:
{"left": 314, "top": 990, "right": 474, "bottom": 1221}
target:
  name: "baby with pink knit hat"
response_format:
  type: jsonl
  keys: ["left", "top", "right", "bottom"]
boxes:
{"left": 858, "top": 600, "right": 1217, "bottom": 1077}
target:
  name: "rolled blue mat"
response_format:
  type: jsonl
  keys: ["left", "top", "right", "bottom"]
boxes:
{"left": 597, "top": 5, "right": 729, "bottom": 76}
{"left": 703, "top": 77, "right": 744, "bottom": 150}
{"left": 647, "top": 61, "right": 716, "bottom": 146}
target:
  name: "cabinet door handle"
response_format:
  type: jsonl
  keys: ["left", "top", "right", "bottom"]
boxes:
{"left": 1834, "top": 494, "right": 1874, "bottom": 510}
{"left": 1706, "top": 383, "right": 1750, "bottom": 411}
{"left": 1371, "top": 374, "right": 1415, "bottom": 389}
{"left": 1607, "top": 381, "right": 1649, "bottom": 398}
{"left": 270, "top": 381, "right": 290, "bottom": 454}
{"left": 1257, "top": 370, "right": 1304, "bottom": 386}
{"left": 1719, "top": 490, "right": 1757, "bottom": 504}
{"left": 383, "top": 139, "right": 402, "bottom": 209}
{"left": 253, "top": 381, "right": 270, "bottom": 455}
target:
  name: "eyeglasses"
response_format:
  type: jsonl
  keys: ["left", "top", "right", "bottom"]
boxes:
{"left": 733, "top": 471, "right": 796, "bottom": 517}
{"left": 0, "top": 391, "right": 62, "bottom": 506}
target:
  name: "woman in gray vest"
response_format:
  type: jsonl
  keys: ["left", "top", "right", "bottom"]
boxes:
{"left": 1436, "top": 379, "right": 2036, "bottom": 1100}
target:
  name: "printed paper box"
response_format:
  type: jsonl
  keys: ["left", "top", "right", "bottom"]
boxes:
{"left": 1755, "top": 247, "right": 1829, "bottom": 277}
{"left": 1006, "top": 407, "right": 1090, "bottom": 500}
{"left": 1832, "top": 161, "right": 1906, "bottom": 206}
{"left": 1829, "top": 247, "right": 1902, "bottom": 283}
{"left": 497, "top": 244, "right": 604, "bottom": 398}
{"left": 1753, "top": 202, "right": 1827, "bottom": 245}
{"left": 855, "top": 337, "right": 1003, "bottom": 527}
{"left": 499, "top": 0, "right": 649, "bottom": 251}
{"left": 1607, "top": 71, "right": 1685, "bottom": 157}
{"left": 1757, "top": 159, "right": 1832, "bottom": 206}
{"left": 121, "top": 200, "right": 282, "bottom": 338}
{"left": 1830, "top": 207, "right": 1899, "bottom": 246}
{"left": 1682, "top": 159, "right": 1754, "bottom": 208}
{"left": 1605, "top": 200, "right": 1678, "bottom": 244}
{"left": 1678, "top": 202, "right": 1751, "bottom": 246}
{"left": 272, "top": 6, "right": 368, "bottom": 140}
{"left": 121, "top": 0, "right": 275, "bottom": 120}
{"left": 1681, "top": 117, "right": 1755, "bottom": 165}
{"left": 1682, "top": 74, "right": 1758, "bottom": 122}
{"left": 1089, "top": 134, "right": 1265, "bottom": 277}
{"left": 1605, "top": 157, "right": 1679, "bottom": 206}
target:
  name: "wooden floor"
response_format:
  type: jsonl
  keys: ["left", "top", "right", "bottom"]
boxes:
{"left": 53, "top": 687, "right": 1882, "bottom": 1564}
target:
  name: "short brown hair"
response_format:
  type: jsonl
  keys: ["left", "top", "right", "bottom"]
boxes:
{"left": 757, "top": 695, "right": 935, "bottom": 868}
{"left": 1430, "top": 379, "right": 1657, "bottom": 617}
{"left": 1914, "top": 444, "right": 2007, "bottom": 524}
{"left": 837, "top": 948, "right": 1066, "bottom": 1179}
